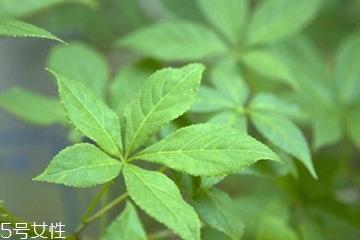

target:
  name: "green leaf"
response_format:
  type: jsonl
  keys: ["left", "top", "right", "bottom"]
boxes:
{"left": 48, "top": 69, "right": 122, "bottom": 157}
{"left": 249, "top": 111, "right": 317, "bottom": 178}
{"left": 335, "top": 32, "right": 360, "bottom": 104}
{"left": 210, "top": 59, "right": 249, "bottom": 105}
{"left": 191, "top": 86, "right": 235, "bottom": 113}
{"left": 102, "top": 201, "right": 146, "bottom": 240}
{"left": 134, "top": 124, "right": 280, "bottom": 176}
{"left": 299, "top": 217, "right": 324, "bottom": 240}
{"left": 197, "top": 0, "right": 247, "bottom": 44}
{"left": 313, "top": 113, "right": 342, "bottom": 150}
{"left": 123, "top": 63, "right": 205, "bottom": 156}
{"left": 0, "top": 0, "right": 95, "bottom": 18}
{"left": 209, "top": 111, "right": 247, "bottom": 132}
{"left": 34, "top": 144, "right": 122, "bottom": 188}
{"left": 0, "top": 18, "right": 63, "bottom": 42}
{"left": 47, "top": 42, "right": 109, "bottom": 99}
{"left": 123, "top": 164, "right": 200, "bottom": 240}
{"left": 346, "top": 108, "right": 360, "bottom": 148}
{"left": 0, "top": 87, "right": 66, "bottom": 125}
{"left": 256, "top": 215, "right": 299, "bottom": 240}
{"left": 242, "top": 49, "right": 295, "bottom": 86}
{"left": 246, "top": 0, "right": 321, "bottom": 46}
{"left": 158, "top": 0, "right": 203, "bottom": 22}
{"left": 110, "top": 60, "right": 160, "bottom": 114}
{"left": 250, "top": 93, "right": 302, "bottom": 119}
{"left": 194, "top": 188, "right": 244, "bottom": 240}
{"left": 117, "top": 21, "right": 227, "bottom": 61}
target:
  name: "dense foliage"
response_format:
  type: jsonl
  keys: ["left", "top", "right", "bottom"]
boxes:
{"left": 0, "top": 0, "right": 359, "bottom": 239}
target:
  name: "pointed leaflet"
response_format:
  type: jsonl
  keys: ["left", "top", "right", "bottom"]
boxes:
{"left": 246, "top": 0, "right": 321, "bottom": 46}
{"left": 194, "top": 188, "right": 244, "bottom": 240}
{"left": 0, "top": 19, "right": 63, "bottom": 42}
{"left": 335, "top": 32, "right": 360, "bottom": 104}
{"left": 0, "top": 87, "right": 66, "bottom": 125}
{"left": 133, "top": 124, "right": 280, "bottom": 176}
{"left": 0, "top": 0, "right": 95, "bottom": 18}
{"left": 48, "top": 42, "right": 109, "bottom": 99}
{"left": 117, "top": 21, "right": 227, "bottom": 61}
{"left": 123, "top": 64, "right": 205, "bottom": 156}
{"left": 102, "top": 201, "right": 146, "bottom": 240}
{"left": 249, "top": 111, "right": 316, "bottom": 178}
{"left": 197, "top": 0, "right": 247, "bottom": 44}
{"left": 48, "top": 69, "right": 122, "bottom": 156}
{"left": 123, "top": 164, "right": 200, "bottom": 240}
{"left": 34, "top": 144, "right": 122, "bottom": 188}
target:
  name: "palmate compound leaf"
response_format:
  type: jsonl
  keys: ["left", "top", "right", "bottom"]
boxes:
{"left": 0, "top": 87, "right": 66, "bottom": 125}
{"left": 123, "top": 164, "right": 200, "bottom": 240}
{"left": 123, "top": 63, "right": 205, "bottom": 157}
{"left": 116, "top": 21, "right": 227, "bottom": 61}
{"left": 48, "top": 69, "right": 122, "bottom": 157}
{"left": 34, "top": 144, "right": 122, "bottom": 188}
{"left": 132, "top": 124, "right": 280, "bottom": 176}
{"left": 47, "top": 42, "right": 109, "bottom": 99}
{"left": 246, "top": 0, "right": 321, "bottom": 46}
{"left": 193, "top": 188, "right": 244, "bottom": 240}
{"left": 0, "top": 18, "right": 63, "bottom": 42}
{"left": 101, "top": 201, "right": 146, "bottom": 240}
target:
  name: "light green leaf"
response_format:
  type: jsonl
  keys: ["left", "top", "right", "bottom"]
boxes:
{"left": 0, "top": 18, "right": 63, "bottom": 42}
{"left": 197, "top": 0, "right": 247, "bottom": 44}
{"left": 47, "top": 42, "right": 109, "bottom": 99}
{"left": 250, "top": 93, "right": 302, "bottom": 119}
{"left": 194, "top": 188, "right": 244, "bottom": 240}
{"left": 200, "top": 176, "right": 225, "bottom": 190}
{"left": 117, "top": 21, "right": 227, "bottom": 61}
{"left": 249, "top": 112, "right": 316, "bottom": 178}
{"left": 346, "top": 108, "right": 360, "bottom": 148}
{"left": 102, "top": 201, "right": 146, "bottom": 240}
{"left": 209, "top": 111, "right": 247, "bottom": 132}
{"left": 134, "top": 124, "right": 280, "bottom": 176}
{"left": 299, "top": 217, "right": 324, "bottom": 240}
{"left": 335, "top": 32, "right": 360, "bottom": 104}
{"left": 313, "top": 113, "right": 342, "bottom": 150}
{"left": 0, "top": 0, "right": 95, "bottom": 18}
{"left": 210, "top": 59, "right": 249, "bottom": 105}
{"left": 256, "top": 215, "right": 299, "bottom": 240}
{"left": 158, "top": 0, "right": 203, "bottom": 22}
{"left": 247, "top": 0, "right": 321, "bottom": 46}
{"left": 123, "top": 63, "right": 205, "bottom": 156}
{"left": 48, "top": 69, "right": 122, "bottom": 157}
{"left": 34, "top": 144, "right": 122, "bottom": 188}
{"left": 191, "top": 86, "right": 234, "bottom": 113}
{"left": 242, "top": 49, "right": 295, "bottom": 86}
{"left": 0, "top": 87, "right": 66, "bottom": 125}
{"left": 110, "top": 60, "right": 160, "bottom": 114}
{"left": 123, "top": 164, "right": 200, "bottom": 240}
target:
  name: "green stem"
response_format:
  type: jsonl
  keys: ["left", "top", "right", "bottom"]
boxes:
{"left": 74, "top": 192, "right": 129, "bottom": 235}
{"left": 81, "top": 182, "right": 112, "bottom": 223}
